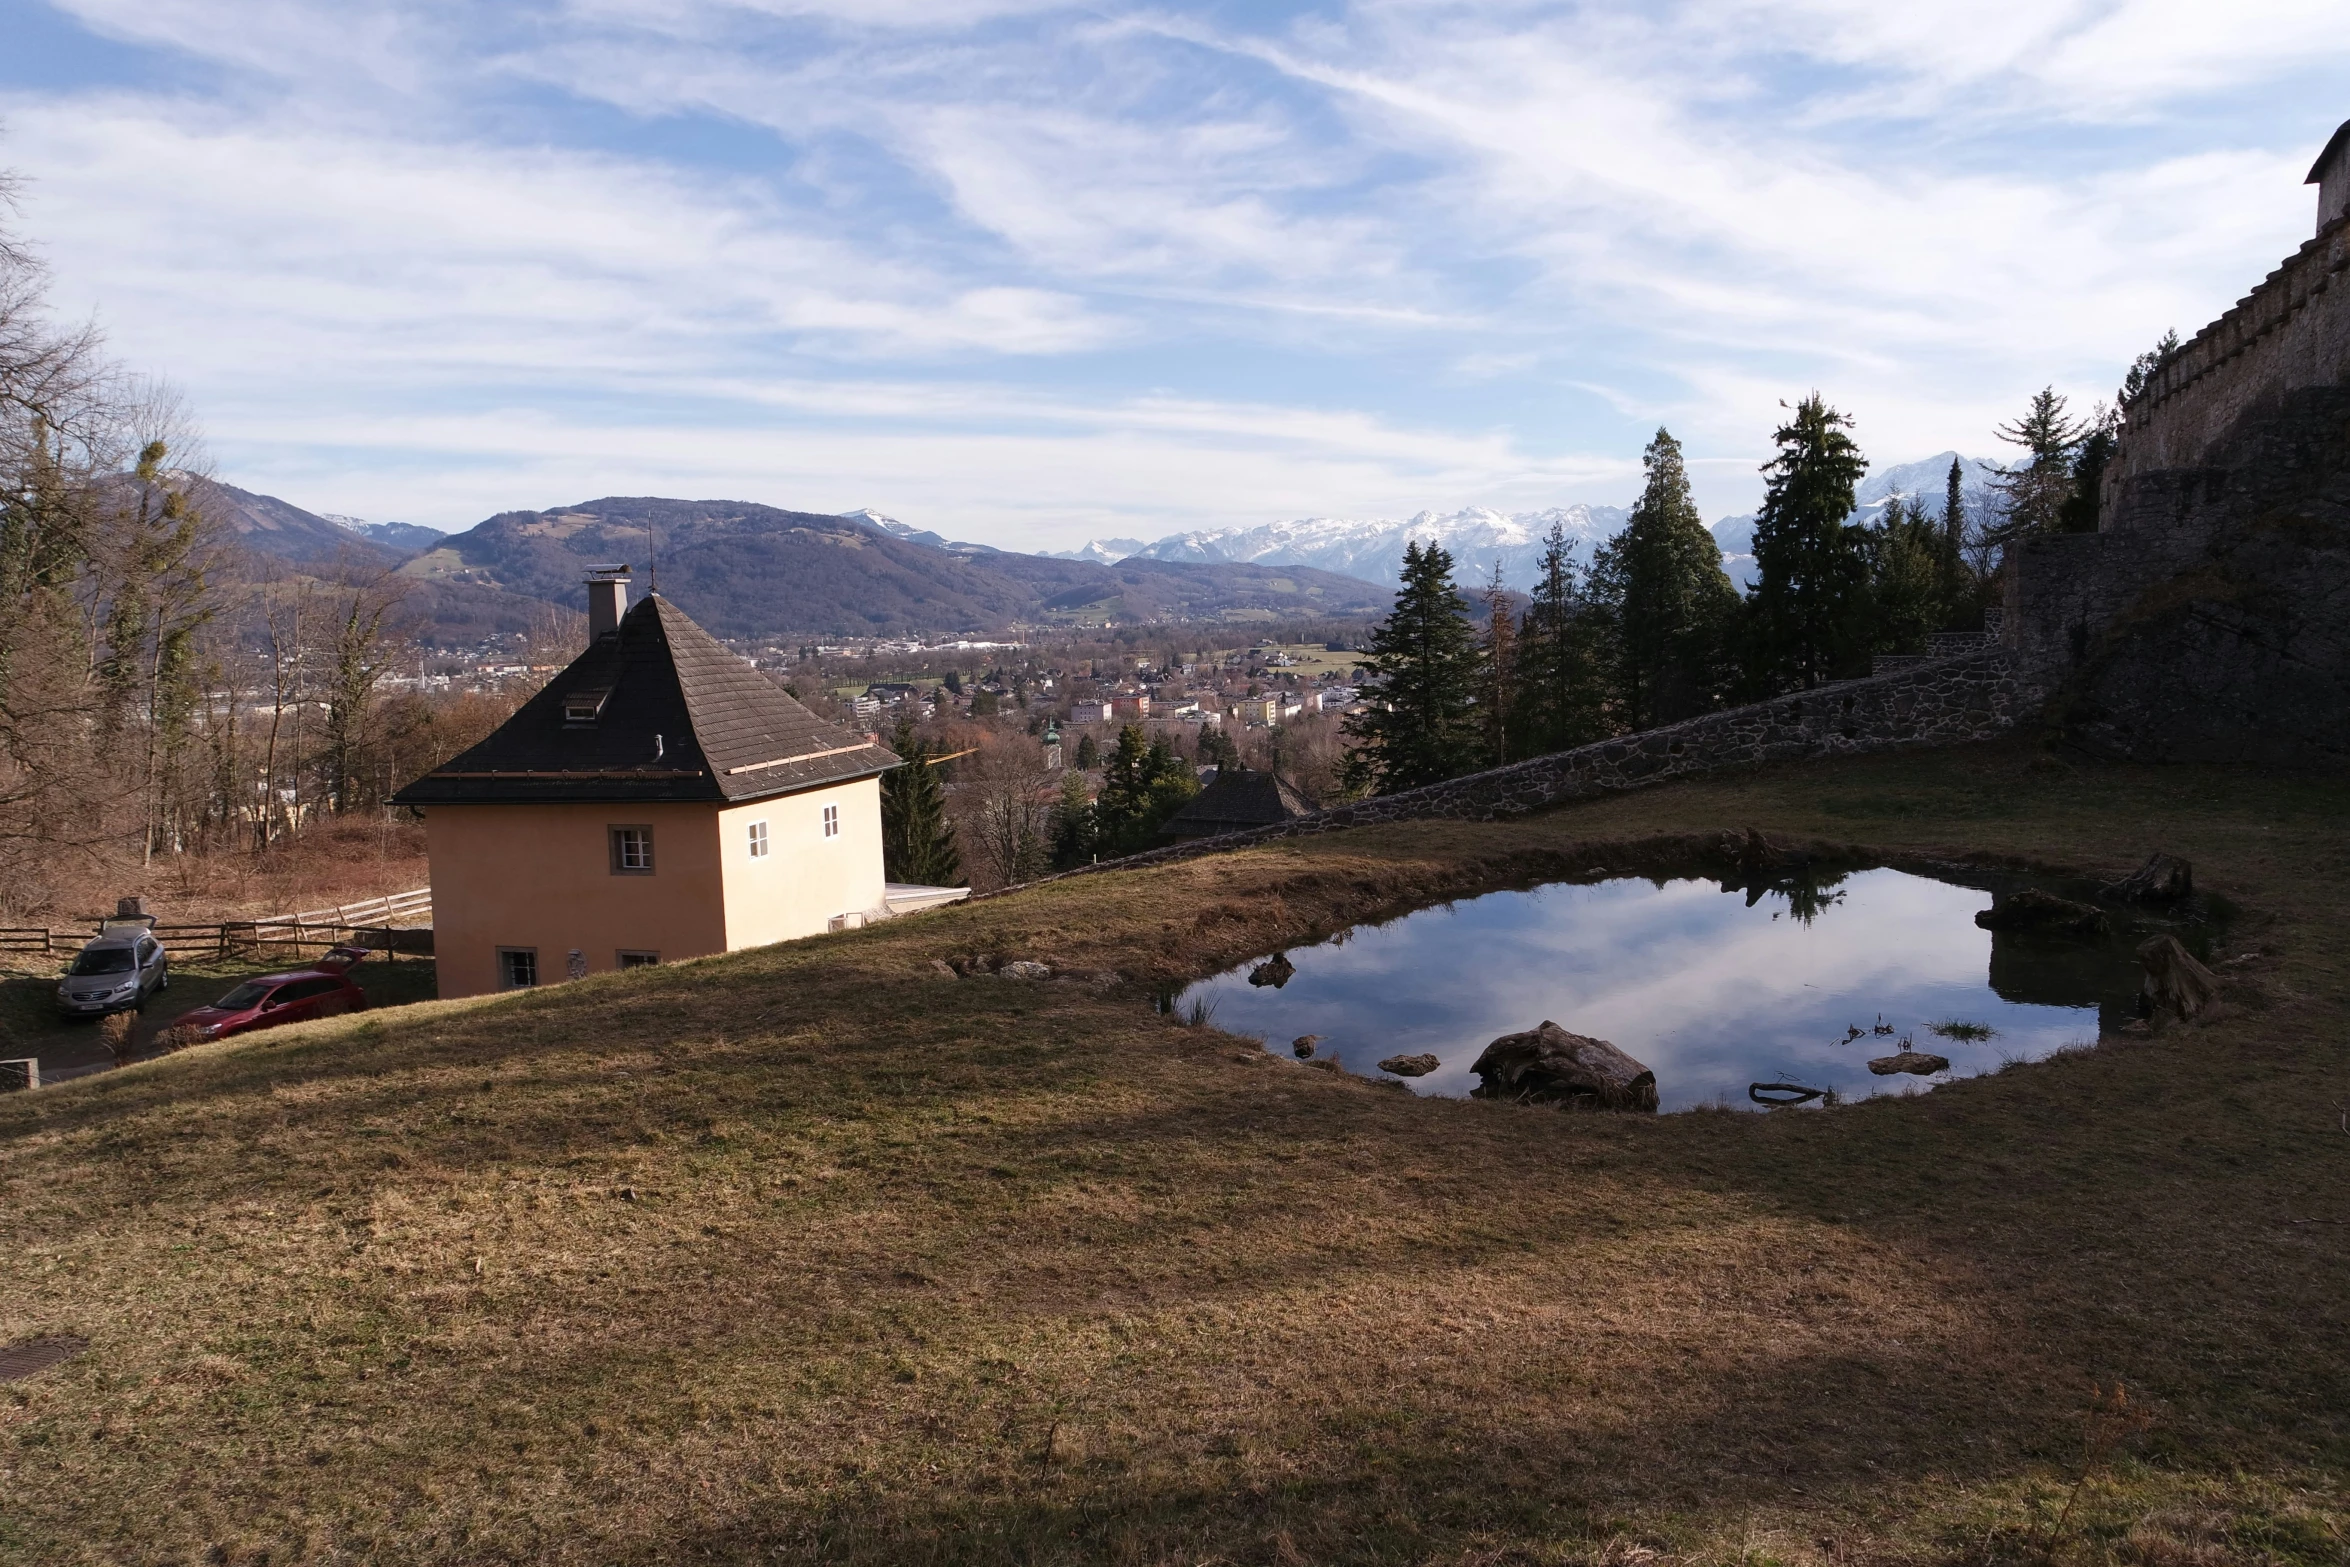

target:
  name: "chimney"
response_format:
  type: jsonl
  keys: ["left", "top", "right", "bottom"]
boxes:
{"left": 2307, "top": 118, "right": 2350, "bottom": 235}
{"left": 585, "top": 564, "right": 632, "bottom": 640}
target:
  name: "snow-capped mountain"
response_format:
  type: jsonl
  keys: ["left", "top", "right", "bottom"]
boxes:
{"left": 1711, "top": 453, "right": 2002, "bottom": 590}
{"left": 1042, "top": 537, "right": 1149, "bottom": 565}
{"left": 1059, "top": 505, "right": 1632, "bottom": 590}
{"left": 320, "top": 514, "right": 447, "bottom": 553}
{"left": 839, "top": 507, "right": 999, "bottom": 555}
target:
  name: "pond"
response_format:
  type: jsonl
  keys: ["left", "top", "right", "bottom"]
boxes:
{"left": 1173, "top": 866, "right": 2219, "bottom": 1112}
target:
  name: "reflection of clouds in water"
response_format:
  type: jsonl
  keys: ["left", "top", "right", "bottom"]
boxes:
{"left": 1186, "top": 870, "right": 2102, "bottom": 1112}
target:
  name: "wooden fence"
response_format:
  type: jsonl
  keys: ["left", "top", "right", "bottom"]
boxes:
{"left": 0, "top": 888, "right": 432, "bottom": 965}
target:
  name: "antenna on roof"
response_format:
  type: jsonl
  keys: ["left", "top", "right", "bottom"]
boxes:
{"left": 647, "top": 516, "right": 658, "bottom": 596}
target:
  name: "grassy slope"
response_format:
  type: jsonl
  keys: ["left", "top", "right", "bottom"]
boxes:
{"left": 0, "top": 741, "right": 2344, "bottom": 1566}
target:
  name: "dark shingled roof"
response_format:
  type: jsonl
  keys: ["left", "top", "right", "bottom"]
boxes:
{"left": 394, "top": 595, "right": 897, "bottom": 806}
{"left": 1156, "top": 767, "right": 1315, "bottom": 841}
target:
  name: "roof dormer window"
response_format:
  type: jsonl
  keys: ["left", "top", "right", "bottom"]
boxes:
{"left": 563, "top": 689, "right": 611, "bottom": 725}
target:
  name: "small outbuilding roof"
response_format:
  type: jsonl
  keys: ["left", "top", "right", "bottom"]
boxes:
{"left": 1156, "top": 767, "right": 1315, "bottom": 841}
{"left": 394, "top": 594, "right": 897, "bottom": 807}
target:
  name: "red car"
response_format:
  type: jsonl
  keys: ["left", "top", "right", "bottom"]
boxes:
{"left": 170, "top": 953, "right": 370, "bottom": 1042}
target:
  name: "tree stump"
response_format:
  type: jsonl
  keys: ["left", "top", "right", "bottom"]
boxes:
{"left": 1470, "top": 1021, "right": 1657, "bottom": 1112}
{"left": 2109, "top": 853, "right": 2194, "bottom": 905}
{"left": 2138, "top": 934, "right": 2218, "bottom": 1019}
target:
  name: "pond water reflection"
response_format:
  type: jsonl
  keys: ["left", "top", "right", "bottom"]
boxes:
{"left": 1176, "top": 868, "right": 2187, "bottom": 1112}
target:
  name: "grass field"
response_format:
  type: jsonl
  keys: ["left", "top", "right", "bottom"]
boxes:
{"left": 0, "top": 739, "right": 2343, "bottom": 1565}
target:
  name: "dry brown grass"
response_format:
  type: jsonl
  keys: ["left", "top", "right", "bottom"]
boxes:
{"left": 0, "top": 739, "right": 2343, "bottom": 1565}
{"left": 16, "top": 816, "right": 430, "bottom": 927}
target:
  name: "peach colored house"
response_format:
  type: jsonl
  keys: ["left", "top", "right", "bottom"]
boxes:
{"left": 396, "top": 575, "right": 915, "bottom": 999}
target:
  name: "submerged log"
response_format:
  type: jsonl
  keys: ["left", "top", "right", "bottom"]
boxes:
{"left": 2138, "top": 934, "right": 2218, "bottom": 1020}
{"left": 1470, "top": 1021, "right": 1657, "bottom": 1112}
{"left": 1975, "top": 888, "right": 2110, "bottom": 936}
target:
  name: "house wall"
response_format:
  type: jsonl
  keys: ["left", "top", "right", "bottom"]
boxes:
{"left": 426, "top": 777, "right": 892, "bottom": 998}
{"left": 426, "top": 802, "right": 729, "bottom": 998}
{"left": 715, "top": 776, "right": 888, "bottom": 948}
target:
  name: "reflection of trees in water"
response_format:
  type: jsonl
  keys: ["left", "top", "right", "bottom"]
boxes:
{"left": 1724, "top": 869, "right": 1850, "bottom": 926}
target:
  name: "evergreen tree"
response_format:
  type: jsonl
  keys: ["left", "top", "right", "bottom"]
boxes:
{"left": 1988, "top": 386, "right": 2088, "bottom": 544}
{"left": 2118, "top": 329, "right": 2180, "bottom": 407}
{"left": 1340, "top": 540, "right": 1481, "bottom": 794}
{"left": 1092, "top": 724, "right": 1199, "bottom": 852}
{"left": 1072, "top": 731, "right": 1098, "bottom": 770}
{"left": 1864, "top": 493, "right": 1940, "bottom": 656}
{"left": 1935, "top": 456, "right": 1975, "bottom": 627}
{"left": 1511, "top": 520, "right": 1610, "bottom": 755}
{"left": 1588, "top": 427, "right": 1739, "bottom": 726}
{"left": 2056, "top": 402, "right": 2120, "bottom": 535}
{"left": 1048, "top": 771, "right": 1097, "bottom": 869}
{"left": 880, "top": 717, "right": 961, "bottom": 885}
{"left": 1474, "top": 562, "right": 1516, "bottom": 765}
{"left": 1747, "top": 394, "right": 1871, "bottom": 691}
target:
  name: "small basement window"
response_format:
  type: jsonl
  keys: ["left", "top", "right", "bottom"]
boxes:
{"left": 822, "top": 804, "right": 839, "bottom": 839}
{"left": 617, "top": 950, "right": 660, "bottom": 969}
{"left": 609, "top": 825, "right": 654, "bottom": 874}
{"left": 498, "top": 948, "right": 538, "bottom": 989}
{"left": 747, "top": 820, "right": 769, "bottom": 858}
{"left": 563, "top": 689, "right": 610, "bottom": 725}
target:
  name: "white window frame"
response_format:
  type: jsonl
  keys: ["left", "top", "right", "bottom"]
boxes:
{"left": 747, "top": 819, "right": 769, "bottom": 858}
{"left": 821, "top": 804, "right": 839, "bottom": 839}
{"left": 609, "top": 824, "right": 654, "bottom": 875}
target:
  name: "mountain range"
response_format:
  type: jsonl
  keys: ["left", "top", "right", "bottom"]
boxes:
{"left": 201, "top": 487, "right": 1389, "bottom": 643}
{"left": 1049, "top": 453, "right": 2007, "bottom": 593}
{"left": 202, "top": 451, "right": 2007, "bottom": 643}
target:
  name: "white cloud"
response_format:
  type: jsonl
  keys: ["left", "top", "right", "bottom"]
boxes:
{"left": 6, "top": 0, "right": 2345, "bottom": 538}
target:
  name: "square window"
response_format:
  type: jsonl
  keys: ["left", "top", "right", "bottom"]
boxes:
{"left": 609, "top": 825, "right": 654, "bottom": 874}
{"left": 498, "top": 948, "right": 538, "bottom": 989}
{"left": 617, "top": 950, "right": 660, "bottom": 969}
{"left": 822, "top": 804, "right": 839, "bottom": 838}
{"left": 747, "top": 820, "right": 769, "bottom": 858}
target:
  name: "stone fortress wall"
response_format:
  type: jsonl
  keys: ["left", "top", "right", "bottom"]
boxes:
{"left": 2003, "top": 128, "right": 2350, "bottom": 766}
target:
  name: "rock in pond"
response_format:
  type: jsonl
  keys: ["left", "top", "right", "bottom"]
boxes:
{"left": 1974, "top": 888, "right": 2109, "bottom": 937}
{"left": 1248, "top": 952, "right": 1297, "bottom": 989}
{"left": 2138, "top": 934, "right": 2218, "bottom": 1020}
{"left": 1291, "top": 1035, "right": 1321, "bottom": 1059}
{"left": 1377, "top": 1052, "right": 1440, "bottom": 1077}
{"left": 1470, "top": 1021, "right": 1657, "bottom": 1112}
{"left": 1867, "top": 1051, "right": 1950, "bottom": 1076}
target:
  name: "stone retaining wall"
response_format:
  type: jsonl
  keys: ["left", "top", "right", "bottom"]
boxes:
{"left": 999, "top": 649, "right": 2037, "bottom": 890}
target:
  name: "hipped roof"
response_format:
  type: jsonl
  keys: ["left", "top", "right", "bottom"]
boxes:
{"left": 1157, "top": 767, "right": 1314, "bottom": 838}
{"left": 394, "top": 594, "right": 897, "bottom": 806}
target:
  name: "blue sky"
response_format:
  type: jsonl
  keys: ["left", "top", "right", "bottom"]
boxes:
{"left": 1, "top": 0, "right": 2343, "bottom": 547}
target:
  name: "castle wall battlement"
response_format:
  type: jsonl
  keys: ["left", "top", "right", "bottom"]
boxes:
{"left": 2105, "top": 216, "right": 2350, "bottom": 506}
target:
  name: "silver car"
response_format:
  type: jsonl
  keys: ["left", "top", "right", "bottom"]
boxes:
{"left": 57, "top": 924, "right": 170, "bottom": 1018}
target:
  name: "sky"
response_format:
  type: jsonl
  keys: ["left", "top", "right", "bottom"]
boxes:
{"left": 0, "top": 1, "right": 2343, "bottom": 548}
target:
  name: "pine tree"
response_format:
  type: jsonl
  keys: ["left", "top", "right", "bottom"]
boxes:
{"left": 2056, "top": 402, "right": 2121, "bottom": 535}
{"left": 1588, "top": 427, "right": 1739, "bottom": 727}
{"left": 880, "top": 717, "right": 960, "bottom": 885}
{"left": 1935, "top": 456, "right": 1975, "bottom": 627}
{"left": 1072, "top": 731, "right": 1098, "bottom": 770}
{"left": 1048, "top": 771, "right": 1096, "bottom": 869}
{"left": 1475, "top": 562, "right": 1515, "bottom": 765}
{"left": 1511, "top": 520, "right": 1610, "bottom": 755}
{"left": 1747, "top": 394, "right": 1871, "bottom": 691}
{"left": 1864, "top": 493, "right": 1940, "bottom": 656}
{"left": 1091, "top": 724, "right": 1198, "bottom": 852}
{"left": 1340, "top": 540, "right": 1481, "bottom": 794}
{"left": 1988, "top": 387, "right": 2088, "bottom": 544}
